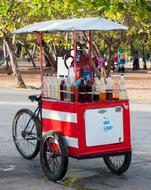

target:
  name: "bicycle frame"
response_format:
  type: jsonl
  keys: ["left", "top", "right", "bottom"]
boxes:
{"left": 23, "top": 99, "right": 42, "bottom": 133}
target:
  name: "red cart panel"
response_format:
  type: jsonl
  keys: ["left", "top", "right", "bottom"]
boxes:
{"left": 42, "top": 99, "right": 131, "bottom": 158}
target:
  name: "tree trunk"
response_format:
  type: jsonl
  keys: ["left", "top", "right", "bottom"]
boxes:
{"left": 141, "top": 44, "right": 147, "bottom": 70}
{"left": 149, "top": 45, "right": 151, "bottom": 69}
{"left": 129, "top": 41, "right": 136, "bottom": 70}
{"left": 3, "top": 40, "right": 12, "bottom": 75}
{"left": 26, "top": 47, "right": 36, "bottom": 67}
{"left": 129, "top": 41, "right": 135, "bottom": 58}
{"left": 17, "top": 41, "right": 36, "bottom": 67}
{"left": 3, "top": 34, "right": 26, "bottom": 88}
{"left": 107, "top": 43, "right": 112, "bottom": 73}
{"left": 42, "top": 41, "right": 56, "bottom": 68}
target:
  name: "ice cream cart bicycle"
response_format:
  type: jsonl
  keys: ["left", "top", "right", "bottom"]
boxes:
{"left": 12, "top": 18, "right": 132, "bottom": 182}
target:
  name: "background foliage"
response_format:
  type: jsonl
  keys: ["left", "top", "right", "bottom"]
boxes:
{"left": 0, "top": 0, "right": 151, "bottom": 75}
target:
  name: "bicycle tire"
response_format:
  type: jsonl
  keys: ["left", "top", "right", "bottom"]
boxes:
{"left": 12, "top": 108, "right": 41, "bottom": 159}
{"left": 103, "top": 152, "right": 132, "bottom": 174}
{"left": 40, "top": 131, "right": 68, "bottom": 182}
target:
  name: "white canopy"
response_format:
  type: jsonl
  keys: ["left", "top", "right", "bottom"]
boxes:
{"left": 14, "top": 17, "right": 128, "bottom": 34}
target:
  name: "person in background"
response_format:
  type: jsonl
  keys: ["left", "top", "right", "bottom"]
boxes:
{"left": 133, "top": 51, "right": 139, "bottom": 70}
{"left": 111, "top": 52, "right": 118, "bottom": 72}
{"left": 97, "top": 57, "right": 105, "bottom": 72}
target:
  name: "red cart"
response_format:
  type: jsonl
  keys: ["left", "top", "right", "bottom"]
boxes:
{"left": 13, "top": 18, "right": 132, "bottom": 182}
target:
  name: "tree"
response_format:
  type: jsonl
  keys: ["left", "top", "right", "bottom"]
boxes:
{"left": 123, "top": 0, "right": 151, "bottom": 69}
{"left": 1, "top": 0, "right": 151, "bottom": 79}
{"left": 0, "top": 0, "right": 25, "bottom": 87}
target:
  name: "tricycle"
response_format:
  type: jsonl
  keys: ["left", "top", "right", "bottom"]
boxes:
{"left": 13, "top": 18, "right": 132, "bottom": 182}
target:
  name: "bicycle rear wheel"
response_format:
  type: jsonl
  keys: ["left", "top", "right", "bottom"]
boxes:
{"left": 12, "top": 109, "right": 41, "bottom": 159}
{"left": 103, "top": 152, "right": 132, "bottom": 174}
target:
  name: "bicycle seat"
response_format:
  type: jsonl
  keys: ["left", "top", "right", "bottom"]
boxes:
{"left": 28, "top": 95, "right": 41, "bottom": 102}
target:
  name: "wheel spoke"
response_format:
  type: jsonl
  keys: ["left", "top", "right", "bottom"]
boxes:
{"left": 47, "top": 156, "right": 53, "bottom": 165}
{"left": 28, "top": 124, "right": 35, "bottom": 133}
{"left": 104, "top": 152, "right": 132, "bottom": 175}
{"left": 54, "top": 157, "right": 60, "bottom": 169}
{"left": 40, "top": 132, "right": 68, "bottom": 181}
{"left": 108, "top": 155, "right": 125, "bottom": 169}
{"left": 26, "top": 139, "right": 37, "bottom": 146}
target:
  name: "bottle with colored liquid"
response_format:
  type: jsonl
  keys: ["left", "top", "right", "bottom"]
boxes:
{"left": 119, "top": 74, "right": 127, "bottom": 100}
{"left": 99, "top": 78, "right": 106, "bottom": 101}
{"left": 70, "top": 83, "right": 77, "bottom": 102}
{"left": 86, "top": 79, "right": 93, "bottom": 102}
{"left": 60, "top": 77, "right": 66, "bottom": 101}
{"left": 106, "top": 76, "right": 113, "bottom": 101}
{"left": 112, "top": 75, "right": 120, "bottom": 100}
{"left": 78, "top": 78, "right": 86, "bottom": 103}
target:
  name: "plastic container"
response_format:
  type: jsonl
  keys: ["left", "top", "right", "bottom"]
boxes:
{"left": 106, "top": 76, "right": 113, "bottom": 101}
{"left": 78, "top": 79, "right": 86, "bottom": 103}
{"left": 99, "top": 78, "right": 106, "bottom": 101}
{"left": 93, "top": 77, "right": 100, "bottom": 102}
{"left": 86, "top": 79, "right": 93, "bottom": 102}
{"left": 112, "top": 76, "right": 120, "bottom": 100}
{"left": 119, "top": 74, "right": 127, "bottom": 100}
{"left": 60, "top": 77, "right": 66, "bottom": 101}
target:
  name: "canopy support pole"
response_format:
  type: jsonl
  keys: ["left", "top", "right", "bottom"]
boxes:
{"left": 89, "top": 31, "right": 92, "bottom": 67}
{"left": 73, "top": 32, "right": 77, "bottom": 81}
{"left": 88, "top": 31, "right": 94, "bottom": 81}
{"left": 38, "top": 32, "right": 44, "bottom": 82}
{"left": 73, "top": 32, "right": 78, "bottom": 102}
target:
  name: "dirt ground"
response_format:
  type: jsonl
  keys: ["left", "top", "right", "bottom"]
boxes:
{"left": 0, "top": 70, "right": 151, "bottom": 103}
{"left": 125, "top": 72, "right": 151, "bottom": 103}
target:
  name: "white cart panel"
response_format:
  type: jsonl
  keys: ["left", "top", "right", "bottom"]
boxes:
{"left": 85, "top": 106, "right": 124, "bottom": 146}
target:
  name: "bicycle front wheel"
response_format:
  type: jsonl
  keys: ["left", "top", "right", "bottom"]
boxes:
{"left": 12, "top": 109, "right": 41, "bottom": 159}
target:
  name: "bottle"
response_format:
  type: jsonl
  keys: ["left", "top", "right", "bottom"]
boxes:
{"left": 47, "top": 75, "right": 51, "bottom": 98}
{"left": 93, "top": 77, "right": 100, "bottom": 102}
{"left": 53, "top": 77, "right": 60, "bottom": 100}
{"left": 106, "top": 76, "right": 113, "bottom": 101}
{"left": 70, "top": 83, "right": 77, "bottom": 102}
{"left": 99, "top": 78, "right": 106, "bottom": 101}
{"left": 119, "top": 74, "right": 127, "bottom": 100}
{"left": 68, "top": 66, "right": 75, "bottom": 84}
{"left": 78, "top": 78, "right": 86, "bottom": 103}
{"left": 42, "top": 75, "right": 48, "bottom": 98}
{"left": 41, "top": 75, "right": 46, "bottom": 98}
{"left": 60, "top": 77, "right": 66, "bottom": 101}
{"left": 51, "top": 77, "right": 55, "bottom": 99}
{"left": 86, "top": 79, "right": 93, "bottom": 102}
{"left": 76, "top": 53, "right": 81, "bottom": 62}
{"left": 112, "top": 75, "right": 120, "bottom": 100}
{"left": 56, "top": 78, "right": 60, "bottom": 100}
{"left": 65, "top": 76, "right": 71, "bottom": 102}
{"left": 48, "top": 75, "right": 54, "bottom": 99}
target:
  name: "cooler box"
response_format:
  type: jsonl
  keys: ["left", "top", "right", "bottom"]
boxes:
{"left": 42, "top": 99, "right": 131, "bottom": 158}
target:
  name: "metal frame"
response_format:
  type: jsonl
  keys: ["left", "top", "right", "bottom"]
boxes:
{"left": 15, "top": 18, "right": 131, "bottom": 160}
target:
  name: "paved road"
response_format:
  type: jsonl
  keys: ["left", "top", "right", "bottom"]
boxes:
{"left": 0, "top": 88, "right": 151, "bottom": 190}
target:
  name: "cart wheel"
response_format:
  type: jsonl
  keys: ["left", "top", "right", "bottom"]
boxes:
{"left": 12, "top": 109, "right": 41, "bottom": 159}
{"left": 103, "top": 152, "right": 132, "bottom": 174}
{"left": 40, "top": 131, "right": 68, "bottom": 182}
